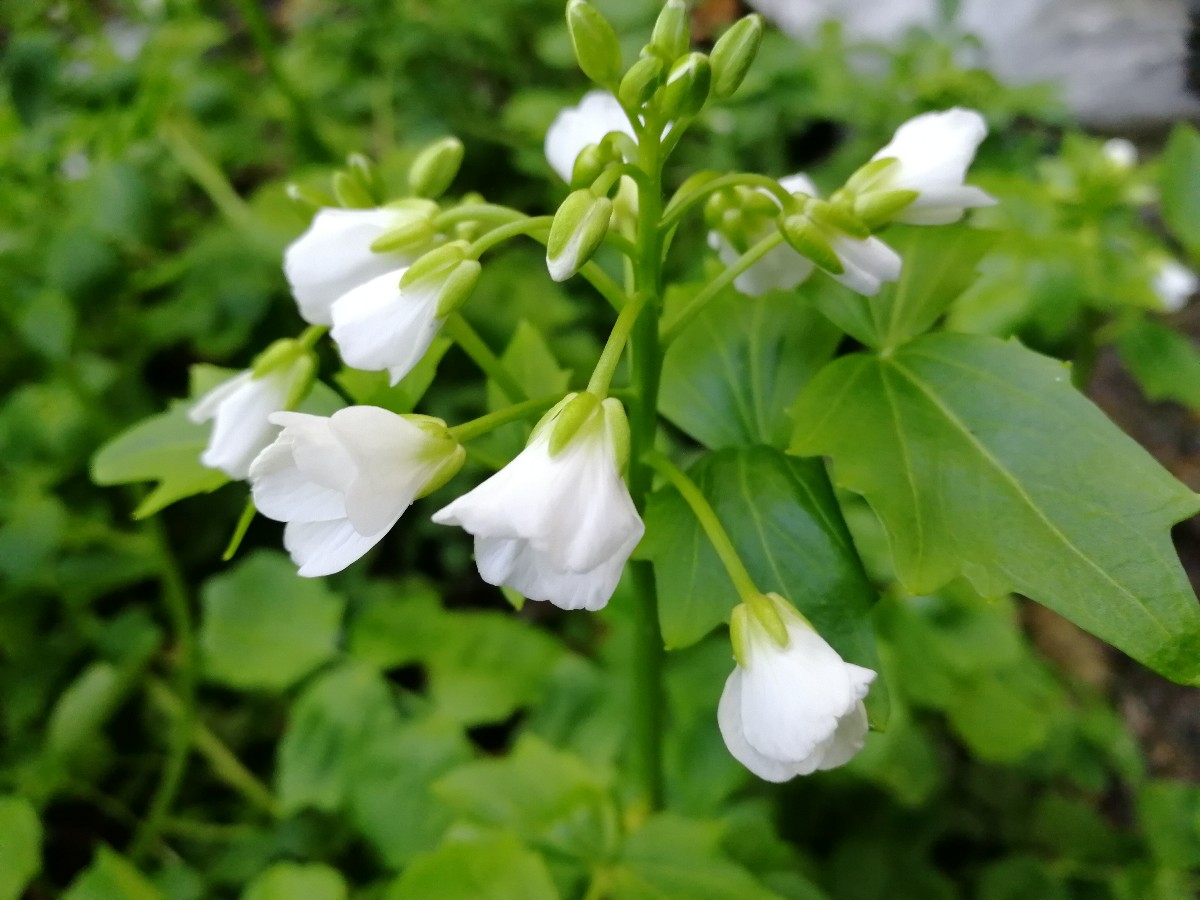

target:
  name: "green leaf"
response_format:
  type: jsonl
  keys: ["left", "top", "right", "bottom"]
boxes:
{"left": 335, "top": 335, "right": 452, "bottom": 414}
{"left": 812, "top": 226, "right": 994, "bottom": 349}
{"left": 241, "top": 863, "right": 348, "bottom": 900}
{"left": 347, "top": 579, "right": 447, "bottom": 670}
{"left": 660, "top": 290, "right": 840, "bottom": 449}
{"left": 1115, "top": 317, "right": 1200, "bottom": 412}
{"left": 199, "top": 551, "right": 345, "bottom": 691}
{"left": 0, "top": 796, "right": 41, "bottom": 900}
{"left": 276, "top": 662, "right": 399, "bottom": 814}
{"left": 91, "top": 400, "right": 229, "bottom": 519}
{"left": 63, "top": 846, "right": 165, "bottom": 900}
{"left": 791, "top": 332, "right": 1200, "bottom": 684}
{"left": 976, "top": 857, "right": 1068, "bottom": 900}
{"left": 1161, "top": 123, "right": 1200, "bottom": 257}
{"left": 385, "top": 833, "right": 559, "bottom": 900}
{"left": 640, "top": 447, "right": 880, "bottom": 673}
{"left": 611, "top": 814, "right": 778, "bottom": 900}
{"left": 1137, "top": 781, "right": 1200, "bottom": 868}
{"left": 348, "top": 718, "right": 473, "bottom": 868}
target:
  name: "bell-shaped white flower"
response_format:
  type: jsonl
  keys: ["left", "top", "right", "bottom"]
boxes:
{"left": 866, "top": 108, "right": 995, "bottom": 225}
{"left": 1152, "top": 258, "right": 1198, "bottom": 313}
{"left": 544, "top": 90, "right": 636, "bottom": 184}
{"left": 190, "top": 360, "right": 309, "bottom": 481}
{"left": 249, "top": 406, "right": 464, "bottom": 577}
{"left": 284, "top": 205, "right": 436, "bottom": 326}
{"left": 432, "top": 394, "right": 644, "bottom": 611}
{"left": 718, "top": 595, "right": 876, "bottom": 782}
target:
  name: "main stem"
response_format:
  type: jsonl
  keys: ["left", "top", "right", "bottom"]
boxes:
{"left": 627, "top": 125, "right": 667, "bottom": 811}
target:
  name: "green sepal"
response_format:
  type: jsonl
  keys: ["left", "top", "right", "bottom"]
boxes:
{"left": 332, "top": 170, "right": 375, "bottom": 209}
{"left": 409, "top": 417, "right": 467, "bottom": 499}
{"left": 602, "top": 397, "right": 630, "bottom": 472}
{"left": 546, "top": 190, "right": 613, "bottom": 282}
{"left": 251, "top": 337, "right": 305, "bottom": 379}
{"left": 854, "top": 189, "right": 920, "bottom": 229}
{"left": 346, "top": 152, "right": 383, "bottom": 204}
{"left": 779, "top": 215, "right": 843, "bottom": 274}
{"left": 650, "top": 0, "right": 690, "bottom": 63}
{"left": 433, "top": 260, "right": 482, "bottom": 317}
{"left": 369, "top": 218, "right": 436, "bottom": 254}
{"left": 844, "top": 156, "right": 899, "bottom": 194}
{"left": 619, "top": 55, "right": 665, "bottom": 109}
{"left": 408, "top": 137, "right": 465, "bottom": 199}
{"left": 549, "top": 391, "right": 601, "bottom": 456}
{"left": 729, "top": 604, "right": 749, "bottom": 668}
{"left": 566, "top": 0, "right": 622, "bottom": 87}
{"left": 282, "top": 354, "right": 317, "bottom": 411}
{"left": 746, "top": 592, "right": 789, "bottom": 647}
{"left": 659, "top": 52, "right": 711, "bottom": 119}
{"left": 806, "top": 198, "right": 870, "bottom": 239}
{"left": 286, "top": 182, "right": 335, "bottom": 213}
{"left": 710, "top": 14, "right": 764, "bottom": 98}
{"left": 401, "top": 241, "right": 472, "bottom": 289}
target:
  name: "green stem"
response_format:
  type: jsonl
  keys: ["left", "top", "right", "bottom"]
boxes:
{"left": 297, "top": 324, "right": 328, "bottom": 350}
{"left": 660, "top": 231, "right": 784, "bottom": 344}
{"left": 448, "top": 394, "right": 562, "bottom": 443}
{"left": 436, "top": 203, "right": 528, "bottom": 229}
{"left": 643, "top": 452, "right": 760, "bottom": 603}
{"left": 443, "top": 313, "right": 528, "bottom": 403}
{"left": 160, "top": 122, "right": 259, "bottom": 236}
{"left": 128, "top": 517, "right": 197, "bottom": 863}
{"left": 468, "top": 216, "right": 553, "bottom": 257}
{"left": 586, "top": 291, "right": 650, "bottom": 396}
{"left": 147, "top": 679, "right": 281, "bottom": 818}
{"left": 626, "top": 116, "right": 668, "bottom": 812}
{"left": 660, "top": 172, "right": 794, "bottom": 232}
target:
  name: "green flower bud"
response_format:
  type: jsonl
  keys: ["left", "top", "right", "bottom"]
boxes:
{"left": 571, "top": 143, "right": 610, "bottom": 189}
{"left": 659, "top": 51, "right": 711, "bottom": 119}
{"left": 346, "top": 153, "right": 382, "bottom": 203}
{"left": 710, "top": 14, "right": 764, "bottom": 98}
{"left": 779, "top": 214, "right": 844, "bottom": 274}
{"left": 566, "top": 0, "right": 622, "bottom": 87}
{"left": 285, "top": 182, "right": 334, "bottom": 213}
{"left": 618, "top": 54, "right": 665, "bottom": 110}
{"left": 546, "top": 189, "right": 613, "bottom": 282}
{"left": 408, "top": 136, "right": 465, "bottom": 199}
{"left": 650, "top": 0, "right": 690, "bottom": 63}
{"left": 332, "top": 170, "right": 375, "bottom": 209}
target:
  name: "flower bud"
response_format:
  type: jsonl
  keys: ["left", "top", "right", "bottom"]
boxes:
{"left": 571, "top": 143, "right": 612, "bottom": 189}
{"left": 779, "top": 214, "right": 843, "bottom": 275}
{"left": 710, "top": 14, "right": 764, "bottom": 98}
{"left": 650, "top": 0, "right": 690, "bottom": 63}
{"left": 618, "top": 54, "right": 665, "bottom": 110}
{"left": 408, "top": 136, "right": 465, "bottom": 199}
{"left": 659, "top": 52, "right": 711, "bottom": 119}
{"left": 332, "top": 170, "right": 375, "bottom": 209}
{"left": 286, "top": 182, "right": 334, "bottom": 213}
{"left": 346, "top": 153, "right": 382, "bottom": 203}
{"left": 566, "top": 0, "right": 622, "bottom": 87}
{"left": 546, "top": 189, "right": 613, "bottom": 282}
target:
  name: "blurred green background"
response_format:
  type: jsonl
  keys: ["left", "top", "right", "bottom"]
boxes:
{"left": 1, "top": 1, "right": 1198, "bottom": 898}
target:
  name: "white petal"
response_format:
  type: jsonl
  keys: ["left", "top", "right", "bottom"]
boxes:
{"left": 717, "top": 671, "right": 810, "bottom": 782}
{"left": 284, "top": 208, "right": 411, "bottom": 325}
{"left": 709, "top": 230, "right": 814, "bottom": 296}
{"left": 473, "top": 534, "right": 625, "bottom": 611}
{"left": 895, "top": 185, "right": 996, "bottom": 225}
{"left": 330, "top": 269, "right": 442, "bottom": 384}
{"left": 249, "top": 432, "right": 347, "bottom": 523}
{"left": 189, "top": 371, "right": 251, "bottom": 423}
{"left": 1152, "top": 259, "right": 1198, "bottom": 313}
{"left": 778, "top": 173, "right": 818, "bottom": 197}
{"left": 830, "top": 234, "right": 903, "bottom": 297}
{"left": 813, "top": 701, "right": 870, "bottom": 772}
{"left": 544, "top": 91, "right": 636, "bottom": 183}
{"left": 284, "top": 517, "right": 393, "bottom": 577}
{"left": 196, "top": 371, "right": 290, "bottom": 480}
{"left": 276, "top": 411, "right": 359, "bottom": 493}
{"left": 871, "top": 108, "right": 988, "bottom": 194}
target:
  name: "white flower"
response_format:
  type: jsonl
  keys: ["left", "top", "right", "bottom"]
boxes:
{"left": 330, "top": 268, "right": 442, "bottom": 384}
{"left": 544, "top": 91, "right": 637, "bottom": 184}
{"left": 867, "top": 108, "right": 996, "bottom": 225}
{"left": 1152, "top": 258, "right": 1198, "bottom": 313}
{"left": 824, "top": 230, "right": 903, "bottom": 296}
{"left": 284, "top": 205, "right": 435, "bottom": 326}
{"left": 432, "top": 395, "right": 643, "bottom": 611}
{"left": 718, "top": 595, "right": 876, "bottom": 782}
{"left": 249, "top": 406, "right": 464, "bottom": 577}
{"left": 1102, "top": 138, "right": 1138, "bottom": 170}
{"left": 190, "top": 364, "right": 307, "bottom": 480}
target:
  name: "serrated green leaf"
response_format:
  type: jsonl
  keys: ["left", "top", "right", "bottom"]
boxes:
{"left": 791, "top": 332, "right": 1200, "bottom": 684}
{"left": 335, "top": 335, "right": 452, "bottom": 414}
{"left": 1115, "top": 317, "right": 1200, "bottom": 412}
{"left": 812, "top": 226, "right": 994, "bottom": 349}
{"left": 200, "top": 551, "right": 345, "bottom": 691}
{"left": 63, "top": 846, "right": 165, "bottom": 900}
{"left": 660, "top": 290, "right": 840, "bottom": 449}
{"left": 640, "top": 447, "right": 880, "bottom": 677}
{"left": 385, "top": 833, "right": 559, "bottom": 900}
{"left": 241, "top": 862, "right": 348, "bottom": 900}
{"left": 0, "top": 796, "right": 41, "bottom": 900}
{"left": 1161, "top": 123, "right": 1200, "bottom": 257}
{"left": 91, "top": 400, "right": 229, "bottom": 519}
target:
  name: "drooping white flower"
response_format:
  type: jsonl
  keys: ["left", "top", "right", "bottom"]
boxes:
{"left": 718, "top": 595, "right": 876, "bottom": 782}
{"left": 190, "top": 362, "right": 309, "bottom": 481}
{"left": 866, "top": 108, "right": 996, "bottom": 225}
{"left": 1152, "top": 258, "right": 1198, "bottom": 313}
{"left": 284, "top": 205, "right": 436, "bottom": 326}
{"left": 249, "top": 406, "right": 464, "bottom": 577}
{"left": 432, "top": 394, "right": 643, "bottom": 611}
{"left": 544, "top": 91, "right": 637, "bottom": 184}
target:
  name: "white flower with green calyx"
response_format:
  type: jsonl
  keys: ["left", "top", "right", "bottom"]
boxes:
{"left": 544, "top": 90, "right": 637, "bottom": 185}
{"left": 547, "top": 189, "right": 614, "bottom": 282}
{"left": 779, "top": 194, "right": 903, "bottom": 297}
{"left": 248, "top": 406, "right": 465, "bottom": 577}
{"left": 330, "top": 241, "right": 480, "bottom": 385}
{"left": 431, "top": 392, "right": 644, "bottom": 612}
{"left": 847, "top": 108, "right": 996, "bottom": 228}
{"left": 719, "top": 593, "right": 877, "bottom": 782}
{"left": 283, "top": 199, "right": 440, "bottom": 325}
{"left": 189, "top": 339, "right": 315, "bottom": 481}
